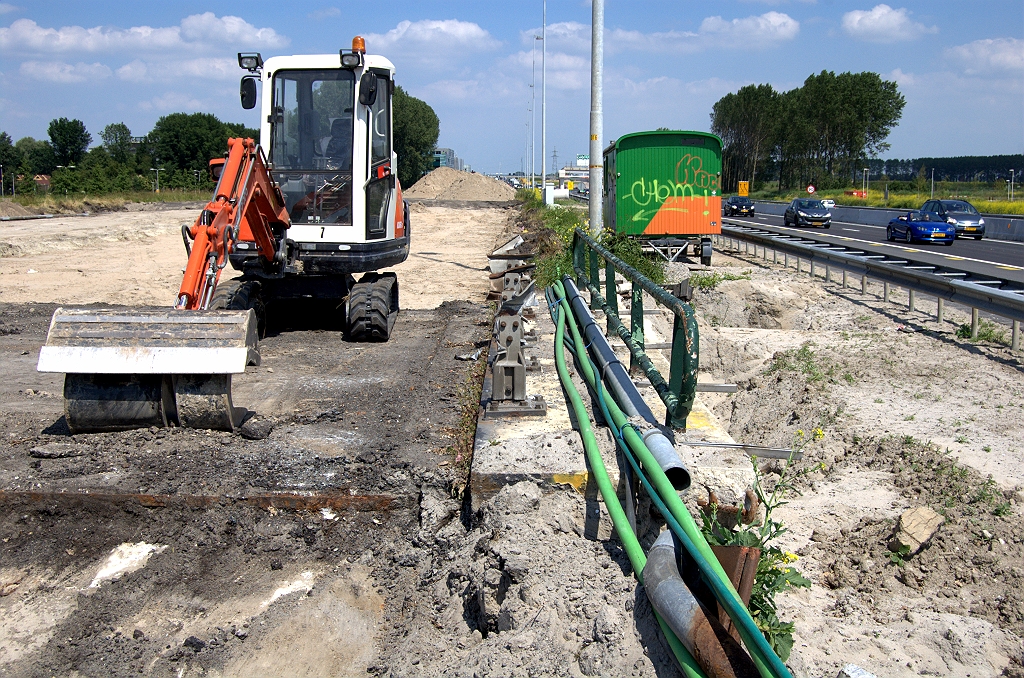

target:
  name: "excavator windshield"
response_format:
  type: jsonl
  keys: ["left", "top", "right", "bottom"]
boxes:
{"left": 270, "top": 69, "right": 355, "bottom": 225}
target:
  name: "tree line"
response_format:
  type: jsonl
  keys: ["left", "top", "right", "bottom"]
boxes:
{"left": 863, "top": 155, "right": 1023, "bottom": 183}
{"left": 711, "top": 70, "right": 906, "bottom": 192}
{"left": 0, "top": 84, "right": 439, "bottom": 197}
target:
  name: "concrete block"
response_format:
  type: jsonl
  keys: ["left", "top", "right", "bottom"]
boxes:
{"left": 889, "top": 506, "right": 944, "bottom": 555}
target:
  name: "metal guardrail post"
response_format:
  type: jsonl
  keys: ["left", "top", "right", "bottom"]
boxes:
{"left": 1013, "top": 321, "right": 1021, "bottom": 351}
{"left": 862, "top": 275, "right": 868, "bottom": 294}
{"left": 667, "top": 314, "right": 697, "bottom": 429}
{"left": 589, "top": 248, "right": 600, "bottom": 311}
{"left": 884, "top": 282, "right": 890, "bottom": 302}
{"left": 972, "top": 308, "right": 979, "bottom": 338}
{"left": 842, "top": 270, "right": 847, "bottom": 287}
{"left": 938, "top": 298, "right": 945, "bottom": 322}
{"left": 909, "top": 289, "right": 916, "bottom": 312}
{"left": 605, "top": 258, "right": 617, "bottom": 333}
{"left": 630, "top": 282, "right": 644, "bottom": 374}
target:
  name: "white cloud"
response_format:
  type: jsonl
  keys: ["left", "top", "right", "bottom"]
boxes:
{"left": 946, "top": 37, "right": 1024, "bottom": 75}
{"left": 0, "top": 14, "right": 287, "bottom": 55}
{"left": 0, "top": 3, "right": 19, "bottom": 14}
{"left": 699, "top": 12, "right": 800, "bottom": 44}
{"left": 307, "top": 7, "right": 341, "bottom": 20}
{"left": 841, "top": 5, "right": 937, "bottom": 43}
{"left": 138, "top": 92, "right": 205, "bottom": 112}
{"left": 520, "top": 22, "right": 590, "bottom": 54}
{"left": 116, "top": 60, "right": 149, "bottom": 83}
{"left": 365, "top": 19, "right": 500, "bottom": 55}
{"left": 610, "top": 28, "right": 702, "bottom": 55}
{"left": 887, "top": 68, "right": 915, "bottom": 86}
{"left": 19, "top": 60, "right": 111, "bottom": 84}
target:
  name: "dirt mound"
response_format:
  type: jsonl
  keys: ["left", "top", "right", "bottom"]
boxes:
{"left": 405, "top": 167, "right": 516, "bottom": 201}
{"left": 0, "top": 201, "right": 37, "bottom": 218}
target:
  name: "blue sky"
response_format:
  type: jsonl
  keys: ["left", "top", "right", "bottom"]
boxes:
{"left": 1, "top": 1, "right": 1021, "bottom": 174}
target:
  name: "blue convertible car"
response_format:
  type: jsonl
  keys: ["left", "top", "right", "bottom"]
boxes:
{"left": 886, "top": 211, "right": 955, "bottom": 246}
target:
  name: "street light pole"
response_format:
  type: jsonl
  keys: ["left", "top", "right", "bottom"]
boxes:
{"left": 540, "top": 0, "right": 547, "bottom": 203}
{"left": 150, "top": 168, "right": 162, "bottom": 193}
{"left": 930, "top": 168, "right": 934, "bottom": 198}
{"left": 589, "top": 0, "right": 604, "bottom": 235}
{"left": 0, "top": 164, "right": 4, "bottom": 197}
{"left": 863, "top": 168, "right": 869, "bottom": 197}
{"left": 1011, "top": 169, "right": 1015, "bottom": 202}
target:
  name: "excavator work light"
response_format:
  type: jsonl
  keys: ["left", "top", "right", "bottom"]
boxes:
{"left": 340, "top": 52, "right": 362, "bottom": 68}
{"left": 237, "top": 52, "right": 263, "bottom": 72}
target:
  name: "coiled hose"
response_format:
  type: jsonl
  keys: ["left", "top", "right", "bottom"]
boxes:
{"left": 548, "top": 283, "right": 708, "bottom": 678}
{"left": 548, "top": 279, "right": 791, "bottom": 678}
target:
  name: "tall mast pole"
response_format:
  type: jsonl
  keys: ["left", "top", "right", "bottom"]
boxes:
{"left": 589, "top": 0, "right": 604, "bottom": 234}
{"left": 541, "top": 0, "right": 547, "bottom": 202}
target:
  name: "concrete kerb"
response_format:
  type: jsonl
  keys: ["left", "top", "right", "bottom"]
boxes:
{"left": 752, "top": 200, "right": 1024, "bottom": 242}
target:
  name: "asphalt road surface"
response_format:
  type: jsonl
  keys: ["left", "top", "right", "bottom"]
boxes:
{"left": 725, "top": 212, "right": 1024, "bottom": 286}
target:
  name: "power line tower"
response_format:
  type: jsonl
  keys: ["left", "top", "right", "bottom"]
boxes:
{"left": 552, "top": 148, "right": 559, "bottom": 174}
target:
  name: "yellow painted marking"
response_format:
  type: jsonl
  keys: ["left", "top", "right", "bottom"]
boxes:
{"left": 996, "top": 265, "right": 1022, "bottom": 271}
{"left": 869, "top": 243, "right": 884, "bottom": 247}
{"left": 552, "top": 473, "right": 588, "bottom": 493}
{"left": 684, "top": 411, "right": 716, "bottom": 430}
{"left": 945, "top": 256, "right": 966, "bottom": 260}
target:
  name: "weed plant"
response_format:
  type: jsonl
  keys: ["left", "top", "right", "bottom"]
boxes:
{"left": 956, "top": 319, "right": 1010, "bottom": 346}
{"left": 698, "top": 454, "right": 817, "bottom": 661}
{"left": 688, "top": 269, "right": 751, "bottom": 292}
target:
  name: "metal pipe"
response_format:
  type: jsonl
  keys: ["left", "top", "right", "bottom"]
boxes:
{"left": 644, "top": 531, "right": 759, "bottom": 678}
{"left": 1013, "top": 320, "right": 1020, "bottom": 351}
{"left": 909, "top": 289, "right": 915, "bottom": 312}
{"left": 541, "top": 0, "right": 547, "bottom": 203}
{"left": 883, "top": 282, "right": 890, "bottom": 302}
{"left": 938, "top": 297, "right": 945, "bottom": 323}
{"left": 563, "top": 277, "right": 690, "bottom": 490}
{"left": 971, "top": 307, "right": 979, "bottom": 338}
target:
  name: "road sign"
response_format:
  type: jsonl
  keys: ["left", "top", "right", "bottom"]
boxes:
{"left": 738, "top": 181, "right": 749, "bottom": 197}
{"left": 807, "top": 185, "right": 815, "bottom": 194}
{"left": 567, "top": 181, "right": 574, "bottom": 190}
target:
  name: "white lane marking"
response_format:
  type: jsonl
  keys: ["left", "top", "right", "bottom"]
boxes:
{"left": 725, "top": 217, "right": 1024, "bottom": 271}
{"left": 842, "top": 228, "right": 861, "bottom": 232}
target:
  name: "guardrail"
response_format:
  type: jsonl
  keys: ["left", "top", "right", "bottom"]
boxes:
{"left": 571, "top": 228, "right": 698, "bottom": 428}
{"left": 718, "top": 221, "right": 1023, "bottom": 350}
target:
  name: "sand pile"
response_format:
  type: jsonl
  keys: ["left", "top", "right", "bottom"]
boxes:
{"left": 405, "top": 167, "right": 516, "bottom": 201}
{"left": 0, "top": 201, "right": 37, "bottom": 218}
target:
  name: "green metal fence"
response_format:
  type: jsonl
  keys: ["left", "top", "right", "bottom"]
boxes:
{"left": 571, "top": 227, "right": 698, "bottom": 429}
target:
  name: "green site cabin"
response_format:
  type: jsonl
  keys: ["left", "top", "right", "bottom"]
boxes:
{"left": 603, "top": 130, "right": 723, "bottom": 238}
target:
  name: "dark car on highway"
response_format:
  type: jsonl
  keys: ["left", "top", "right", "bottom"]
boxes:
{"left": 921, "top": 199, "right": 985, "bottom": 239}
{"left": 724, "top": 196, "right": 755, "bottom": 217}
{"left": 886, "top": 210, "right": 955, "bottom": 245}
{"left": 783, "top": 198, "right": 831, "bottom": 228}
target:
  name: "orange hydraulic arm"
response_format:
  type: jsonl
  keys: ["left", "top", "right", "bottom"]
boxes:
{"left": 176, "top": 138, "right": 290, "bottom": 310}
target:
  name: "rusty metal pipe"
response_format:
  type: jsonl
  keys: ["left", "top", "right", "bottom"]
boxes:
{"left": 643, "top": 530, "right": 759, "bottom": 678}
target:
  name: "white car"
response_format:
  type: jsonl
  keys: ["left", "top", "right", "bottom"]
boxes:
{"left": 820, "top": 199, "right": 836, "bottom": 209}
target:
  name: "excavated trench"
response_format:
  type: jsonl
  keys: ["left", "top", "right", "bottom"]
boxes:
{"left": 0, "top": 298, "right": 492, "bottom": 676}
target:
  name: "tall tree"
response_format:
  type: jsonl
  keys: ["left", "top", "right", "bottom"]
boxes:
{"left": 48, "top": 118, "right": 92, "bottom": 166}
{"left": 393, "top": 85, "right": 439, "bottom": 188}
{"left": 101, "top": 123, "right": 133, "bottom": 164}
{"left": 15, "top": 137, "right": 56, "bottom": 175}
{"left": 0, "top": 132, "right": 20, "bottom": 182}
{"left": 150, "top": 113, "right": 231, "bottom": 171}
{"left": 711, "top": 84, "right": 779, "bottom": 191}
{"left": 223, "top": 122, "right": 261, "bottom": 142}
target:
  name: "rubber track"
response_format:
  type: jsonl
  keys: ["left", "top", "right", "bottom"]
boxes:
{"left": 348, "top": 273, "right": 397, "bottom": 341}
{"left": 211, "top": 278, "right": 265, "bottom": 338}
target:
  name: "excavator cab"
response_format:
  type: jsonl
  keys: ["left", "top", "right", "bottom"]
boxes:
{"left": 38, "top": 38, "right": 408, "bottom": 433}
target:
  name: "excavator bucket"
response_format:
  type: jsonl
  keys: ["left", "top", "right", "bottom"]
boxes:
{"left": 37, "top": 308, "right": 260, "bottom": 433}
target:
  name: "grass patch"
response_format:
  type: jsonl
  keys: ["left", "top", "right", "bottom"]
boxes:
{"left": 689, "top": 269, "right": 751, "bottom": 292}
{"left": 956, "top": 319, "right": 1010, "bottom": 346}
{"left": 519, "top": 188, "right": 666, "bottom": 288}
{"left": 764, "top": 341, "right": 830, "bottom": 383}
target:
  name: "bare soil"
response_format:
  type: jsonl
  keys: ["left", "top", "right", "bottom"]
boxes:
{"left": 687, "top": 249, "right": 1024, "bottom": 677}
{"left": 3, "top": 199, "right": 1024, "bottom": 678}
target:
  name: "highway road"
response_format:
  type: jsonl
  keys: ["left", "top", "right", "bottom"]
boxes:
{"left": 725, "top": 212, "right": 1024, "bottom": 286}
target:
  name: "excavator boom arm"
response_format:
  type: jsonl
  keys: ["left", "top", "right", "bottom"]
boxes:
{"left": 177, "top": 138, "right": 289, "bottom": 310}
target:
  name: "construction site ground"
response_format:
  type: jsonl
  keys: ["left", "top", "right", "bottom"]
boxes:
{"left": 1, "top": 191, "right": 1023, "bottom": 677}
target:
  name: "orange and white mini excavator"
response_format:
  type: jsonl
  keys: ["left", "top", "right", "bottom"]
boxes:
{"left": 37, "top": 37, "right": 410, "bottom": 432}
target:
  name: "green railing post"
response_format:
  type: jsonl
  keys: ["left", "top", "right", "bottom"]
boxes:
{"left": 630, "top": 282, "right": 644, "bottom": 375}
{"left": 605, "top": 258, "right": 618, "bottom": 335}
{"left": 667, "top": 313, "right": 698, "bottom": 430}
{"left": 589, "top": 248, "right": 600, "bottom": 312}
